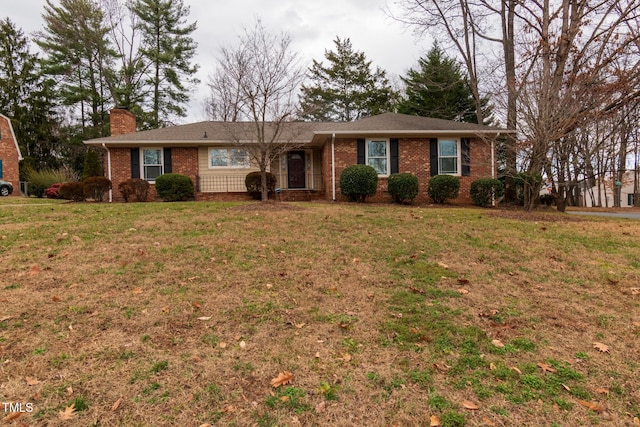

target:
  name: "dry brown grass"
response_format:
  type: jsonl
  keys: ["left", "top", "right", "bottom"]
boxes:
{"left": 0, "top": 200, "right": 639, "bottom": 426}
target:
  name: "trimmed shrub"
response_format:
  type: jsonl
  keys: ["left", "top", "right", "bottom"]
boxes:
{"left": 245, "top": 171, "right": 277, "bottom": 200}
{"left": 388, "top": 173, "right": 419, "bottom": 204}
{"left": 59, "top": 182, "right": 86, "bottom": 202}
{"left": 118, "top": 178, "right": 150, "bottom": 202}
{"left": 155, "top": 173, "right": 194, "bottom": 202}
{"left": 44, "top": 183, "right": 63, "bottom": 199}
{"left": 470, "top": 178, "right": 504, "bottom": 207}
{"left": 83, "top": 176, "right": 112, "bottom": 202}
{"left": 427, "top": 175, "right": 460, "bottom": 204}
{"left": 340, "top": 165, "right": 378, "bottom": 202}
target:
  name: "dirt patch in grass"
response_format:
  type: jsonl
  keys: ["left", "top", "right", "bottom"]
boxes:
{"left": 0, "top": 202, "right": 639, "bottom": 426}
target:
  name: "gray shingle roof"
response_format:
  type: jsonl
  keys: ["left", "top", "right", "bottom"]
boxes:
{"left": 85, "top": 113, "right": 509, "bottom": 146}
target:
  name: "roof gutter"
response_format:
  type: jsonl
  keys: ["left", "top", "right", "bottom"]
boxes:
{"left": 102, "top": 143, "right": 112, "bottom": 202}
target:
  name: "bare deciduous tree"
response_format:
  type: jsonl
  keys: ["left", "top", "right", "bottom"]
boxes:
{"left": 208, "top": 21, "right": 306, "bottom": 201}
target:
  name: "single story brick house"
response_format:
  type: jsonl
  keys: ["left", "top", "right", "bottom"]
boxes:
{"left": 0, "top": 113, "right": 23, "bottom": 195}
{"left": 85, "top": 108, "right": 509, "bottom": 203}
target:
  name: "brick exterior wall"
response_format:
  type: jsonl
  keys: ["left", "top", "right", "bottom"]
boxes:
{"left": 325, "top": 137, "right": 495, "bottom": 204}
{"left": 0, "top": 115, "right": 20, "bottom": 196}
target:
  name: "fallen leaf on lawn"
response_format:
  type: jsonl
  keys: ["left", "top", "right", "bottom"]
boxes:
{"left": 0, "top": 316, "right": 14, "bottom": 322}
{"left": 315, "top": 400, "right": 326, "bottom": 413}
{"left": 271, "top": 371, "right": 294, "bottom": 388}
{"left": 491, "top": 339, "right": 504, "bottom": 348}
{"left": 633, "top": 416, "right": 640, "bottom": 426}
{"left": 58, "top": 404, "right": 76, "bottom": 420}
{"left": 239, "top": 341, "right": 246, "bottom": 349}
{"left": 29, "top": 265, "right": 40, "bottom": 275}
{"left": 510, "top": 366, "right": 522, "bottom": 375}
{"left": 481, "top": 417, "right": 496, "bottom": 426}
{"left": 26, "top": 377, "right": 40, "bottom": 386}
{"left": 221, "top": 405, "right": 235, "bottom": 413}
{"left": 161, "top": 306, "right": 170, "bottom": 313}
{"left": 462, "top": 400, "right": 479, "bottom": 410}
{"left": 437, "top": 262, "right": 449, "bottom": 269}
{"left": 561, "top": 383, "right": 571, "bottom": 392}
{"left": 457, "top": 288, "right": 470, "bottom": 295}
{"left": 315, "top": 352, "right": 321, "bottom": 358}
{"left": 576, "top": 399, "right": 605, "bottom": 413}
{"left": 457, "top": 278, "right": 470, "bottom": 285}
{"left": 489, "top": 362, "right": 496, "bottom": 371}
{"left": 192, "top": 301, "right": 202, "bottom": 309}
{"left": 3, "top": 412, "right": 22, "bottom": 422}
{"left": 293, "top": 322, "right": 306, "bottom": 329}
{"left": 594, "top": 387, "right": 609, "bottom": 395}
{"left": 66, "top": 386, "right": 73, "bottom": 395}
{"left": 132, "top": 288, "right": 143, "bottom": 294}
{"left": 593, "top": 342, "right": 610, "bottom": 353}
{"left": 219, "top": 342, "right": 227, "bottom": 348}
{"left": 630, "top": 288, "right": 640, "bottom": 295}
{"left": 430, "top": 414, "right": 441, "bottom": 426}
{"left": 52, "top": 295, "right": 62, "bottom": 302}
{"left": 537, "top": 362, "right": 557, "bottom": 373}
{"left": 197, "top": 316, "right": 212, "bottom": 321}
{"left": 199, "top": 424, "right": 212, "bottom": 427}
{"left": 280, "top": 395, "right": 290, "bottom": 402}
{"left": 343, "top": 353, "right": 352, "bottom": 362}
{"left": 111, "top": 397, "right": 123, "bottom": 411}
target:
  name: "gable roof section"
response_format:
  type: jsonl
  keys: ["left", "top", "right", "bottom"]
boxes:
{"left": 85, "top": 112, "right": 510, "bottom": 147}
{"left": 0, "top": 113, "right": 24, "bottom": 160}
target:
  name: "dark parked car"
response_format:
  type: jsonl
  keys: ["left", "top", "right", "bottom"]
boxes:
{"left": 0, "top": 179, "right": 13, "bottom": 196}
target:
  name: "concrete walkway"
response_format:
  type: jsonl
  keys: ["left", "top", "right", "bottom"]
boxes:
{"left": 567, "top": 210, "right": 640, "bottom": 220}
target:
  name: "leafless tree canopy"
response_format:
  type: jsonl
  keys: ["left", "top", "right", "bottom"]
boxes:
{"left": 207, "top": 20, "right": 307, "bottom": 201}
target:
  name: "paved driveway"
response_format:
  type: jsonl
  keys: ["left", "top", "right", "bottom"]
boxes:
{"left": 568, "top": 210, "right": 640, "bottom": 220}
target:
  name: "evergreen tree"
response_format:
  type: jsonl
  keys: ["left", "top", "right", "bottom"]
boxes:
{"left": 130, "top": 0, "right": 198, "bottom": 128}
{"left": 398, "top": 43, "right": 492, "bottom": 124}
{"left": 37, "top": 0, "right": 116, "bottom": 138}
{"left": 0, "top": 18, "right": 61, "bottom": 173}
{"left": 299, "top": 37, "right": 397, "bottom": 122}
{"left": 82, "top": 148, "right": 103, "bottom": 179}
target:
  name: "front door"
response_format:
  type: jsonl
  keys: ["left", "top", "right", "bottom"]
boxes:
{"left": 287, "top": 151, "right": 306, "bottom": 189}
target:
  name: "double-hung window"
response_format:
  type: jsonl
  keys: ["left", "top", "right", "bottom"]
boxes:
{"left": 209, "top": 148, "right": 250, "bottom": 168}
{"left": 142, "top": 148, "right": 163, "bottom": 181}
{"left": 367, "top": 139, "right": 389, "bottom": 175}
{"left": 438, "top": 139, "right": 459, "bottom": 175}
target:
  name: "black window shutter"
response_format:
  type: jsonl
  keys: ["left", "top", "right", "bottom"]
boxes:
{"left": 390, "top": 138, "right": 399, "bottom": 174}
{"left": 429, "top": 138, "right": 438, "bottom": 176}
{"left": 461, "top": 138, "right": 470, "bottom": 176}
{"left": 131, "top": 148, "right": 140, "bottom": 178}
{"left": 163, "top": 148, "right": 172, "bottom": 174}
{"left": 357, "top": 139, "right": 365, "bottom": 164}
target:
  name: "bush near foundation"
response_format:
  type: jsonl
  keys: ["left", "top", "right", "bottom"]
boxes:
{"left": 155, "top": 174, "right": 194, "bottom": 202}
{"left": 59, "top": 182, "right": 86, "bottom": 202}
{"left": 245, "top": 171, "right": 277, "bottom": 200}
{"left": 427, "top": 175, "right": 460, "bottom": 204}
{"left": 340, "top": 165, "right": 378, "bottom": 202}
{"left": 470, "top": 178, "right": 504, "bottom": 207}
{"left": 84, "top": 176, "right": 112, "bottom": 202}
{"left": 118, "top": 178, "right": 150, "bottom": 202}
{"left": 388, "top": 173, "right": 419, "bottom": 204}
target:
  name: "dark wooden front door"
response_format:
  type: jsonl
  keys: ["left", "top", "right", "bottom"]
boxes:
{"left": 287, "top": 151, "right": 306, "bottom": 189}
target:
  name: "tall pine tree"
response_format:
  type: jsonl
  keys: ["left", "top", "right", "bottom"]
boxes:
{"left": 130, "top": 0, "right": 198, "bottom": 128}
{"left": 0, "top": 18, "right": 61, "bottom": 172}
{"left": 398, "top": 43, "right": 492, "bottom": 124}
{"left": 299, "top": 37, "right": 397, "bottom": 122}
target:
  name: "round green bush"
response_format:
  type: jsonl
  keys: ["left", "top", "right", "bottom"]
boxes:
{"left": 155, "top": 173, "right": 194, "bottom": 201}
{"left": 340, "top": 164, "right": 378, "bottom": 202}
{"left": 427, "top": 175, "right": 460, "bottom": 204}
{"left": 470, "top": 178, "right": 504, "bottom": 207}
{"left": 388, "top": 173, "right": 419, "bottom": 204}
{"left": 245, "top": 171, "right": 277, "bottom": 200}
{"left": 83, "top": 176, "right": 112, "bottom": 202}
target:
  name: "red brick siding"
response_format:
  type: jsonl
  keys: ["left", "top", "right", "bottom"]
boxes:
{"left": 110, "top": 109, "right": 136, "bottom": 136}
{"left": 324, "top": 137, "right": 495, "bottom": 204}
{"left": 0, "top": 116, "right": 20, "bottom": 196}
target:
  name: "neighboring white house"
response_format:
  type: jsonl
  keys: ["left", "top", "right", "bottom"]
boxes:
{"left": 582, "top": 171, "right": 638, "bottom": 207}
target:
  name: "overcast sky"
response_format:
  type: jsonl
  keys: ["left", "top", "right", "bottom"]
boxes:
{"left": 4, "top": 0, "right": 432, "bottom": 123}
